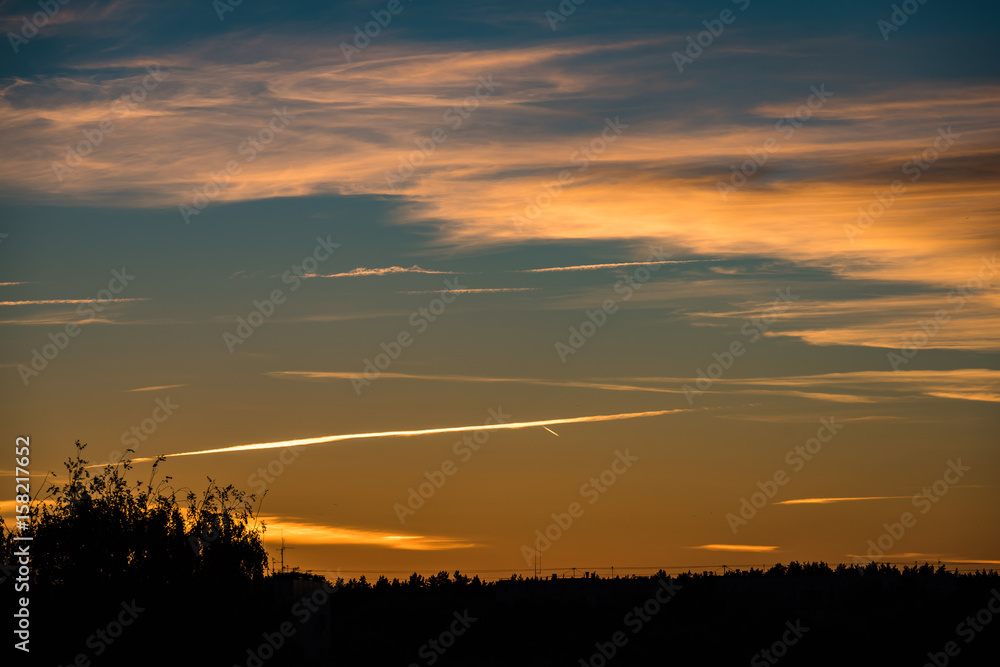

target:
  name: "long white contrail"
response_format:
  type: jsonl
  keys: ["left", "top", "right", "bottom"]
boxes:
{"left": 132, "top": 409, "right": 684, "bottom": 462}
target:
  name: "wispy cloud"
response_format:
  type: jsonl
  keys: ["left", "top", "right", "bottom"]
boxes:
{"left": 0, "top": 298, "right": 148, "bottom": 306}
{"left": 0, "top": 499, "right": 55, "bottom": 521}
{"left": 685, "top": 289, "right": 1000, "bottom": 352}
{"left": 727, "top": 389, "right": 877, "bottom": 403}
{"left": 313, "top": 259, "right": 711, "bottom": 283}
{"left": 126, "top": 384, "right": 185, "bottom": 392}
{"left": 310, "top": 266, "right": 457, "bottom": 278}
{"left": 776, "top": 496, "right": 912, "bottom": 505}
{"left": 689, "top": 544, "right": 780, "bottom": 553}
{"left": 266, "top": 370, "right": 686, "bottom": 395}
{"left": 400, "top": 287, "right": 536, "bottom": 294}
{"left": 0, "top": 29, "right": 996, "bottom": 371}
{"left": 618, "top": 369, "right": 1000, "bottom": 404}
{"left": 925, "top": 391, "right": 1000, "bottom": 403}
{"left": 2, "top": 37, "right": 995, "bottom": 310}
{"left": 0, "top": 312, "right": 126, "bottom": 325}
{"left": 521, "top": 259, "right": 711, "bottom": 273}
{"left": 259, "top": 515, "right": 476, "bottom": 550}
{"left": 269, "top": 369, "right": 1000, "bottom": 406}
{"left": 844, "top": 552, "right": 944, "bottom": 561}
{"left": 719, "top": 414, "right": 904, "bottom": 423}
{"left": 269, "top": 369, "right": 999, "bottom": 409}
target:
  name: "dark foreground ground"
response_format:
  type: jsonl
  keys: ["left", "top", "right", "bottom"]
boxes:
{"left": 6, "top": 563, "right": 1000, "bottom": 666}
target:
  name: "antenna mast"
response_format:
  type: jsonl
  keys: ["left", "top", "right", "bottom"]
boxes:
{"left": 279, "top": 531, "right": 295, "bottom": 573}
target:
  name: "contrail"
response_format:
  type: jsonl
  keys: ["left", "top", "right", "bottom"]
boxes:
{"left": 132, "top": 409, "right": 684, "bottom": 462}
{"left": 543, "top": 426, "right": 560, "bottom": 437}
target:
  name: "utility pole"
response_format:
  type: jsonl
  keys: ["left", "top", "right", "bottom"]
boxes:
{"left": 279, "top": 531, "right": 295, "bottom": 573}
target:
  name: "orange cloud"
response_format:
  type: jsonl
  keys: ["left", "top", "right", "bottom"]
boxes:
{"left": 266, "top": 370, "right": 687, "bottom": 395}
{"left": 258, "top": 515, "right": 476, "bottom": 550}
{"left": 313, "top": 265, "right": 458, "bottom": 278}
{"left": 1, "top": 40, "right": 996, "bottom": 353}
{"left": 0, "top": 298, "right": 148, "bottom": 306}
{"left": 126, "top": 384, "right": 186, "bottom": 392}
{"left": 400, "top": 288, "right": 537, "bottom": 294}
{"left": 522, "top": 259, "right": 709, "bottom": 273}
{"left": 619, "top": 369, "right": 1000, "bottom": 404}
{"left": 925, "top": 391, "right": 1000, "bottom": 403}
{"left": 689, "top": 544, "right": 780, "bottom": 553}
{"left": 776, "top": 496, "right": 912, "bottom": 505}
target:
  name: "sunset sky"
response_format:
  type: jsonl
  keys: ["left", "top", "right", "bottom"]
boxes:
{"left": 1, "top": 0, "right": 998, "bottom": 579}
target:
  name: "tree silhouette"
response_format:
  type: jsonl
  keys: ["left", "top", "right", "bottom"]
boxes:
{"left": 18, "top": 441, "right": 267, "bottom": 590}
{"left": 0, "top": 441, "right": 274, "bottom": 665}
